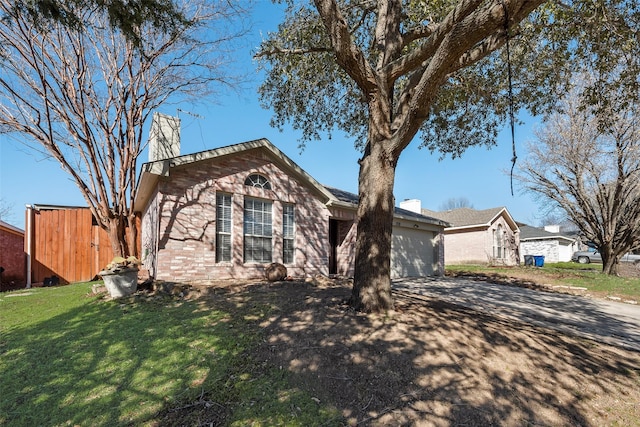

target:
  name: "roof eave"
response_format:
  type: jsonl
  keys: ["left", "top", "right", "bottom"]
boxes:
{"left": 326, "top": 200, "right": 358, "bottom": 210}
{"left": 0, "top": 220, "right": 24, "bottom": 235}
{"left": 521, "top": 236, "right": 576, "bottom": 243}
{"left": 133, "top": 138, "right": 342, "bottom": 212}
{"left": 489, "top": 207, "right": 520, "bottom": 232}
{"left": 393, "top": 212, "right": 450, "bottom": 227}
{"left": 445, "top": 223, "right": 490, "bottom": 232}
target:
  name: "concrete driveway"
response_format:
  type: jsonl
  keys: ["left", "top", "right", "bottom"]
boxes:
{"left": 393, "top": 276, "right": 640, "bottom": 352}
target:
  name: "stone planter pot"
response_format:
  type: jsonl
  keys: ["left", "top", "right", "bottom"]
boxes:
{"left": 100, "top": 268, "right": 139, "bottom": 298}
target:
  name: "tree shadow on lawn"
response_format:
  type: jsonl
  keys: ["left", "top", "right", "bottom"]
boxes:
{"left": 3, "top": 280, "right": 639, "bottom": 426}
{"left": 0, "top": 290, "right": 251, "bottom": 426}
{"left": 237, "top": 280, "right": 640, "bottom": 426}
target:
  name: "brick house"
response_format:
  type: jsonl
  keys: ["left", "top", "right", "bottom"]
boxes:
{"left": 134, "top": 113, "right": 448, "bottom": 282}
{"left": 0, "top": 220, "right": 25, "bottom": 289}
{"left": 401, "top": 201, "right": 520, "bottom": 265}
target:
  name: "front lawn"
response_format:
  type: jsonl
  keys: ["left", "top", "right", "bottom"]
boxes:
{"left": 0, "top": 283, "right": 340, "bottom": 426}
{"left": 446, "top": 262, "right": 640, "bottom": 300}
{"left": 1, "top": 279, "right": 639, "bottom": 426}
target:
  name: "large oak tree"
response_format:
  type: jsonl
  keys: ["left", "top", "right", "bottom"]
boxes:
{"left": 257, "top": 0, "right": 640, "bottom": 311}
{"left": 0, "top": 1, "right": 247, "bottom": 257}
{"left": 256, "top": 0, "right": 553, "bottom": 311}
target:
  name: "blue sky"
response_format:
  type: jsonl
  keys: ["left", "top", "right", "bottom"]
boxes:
{"left": 0, "top": 1, "right": 544, "bottom": 230}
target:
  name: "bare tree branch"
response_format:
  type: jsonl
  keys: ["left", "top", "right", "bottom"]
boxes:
{"left": 517, "top": 80, "right": 640, "bottom": 274}
{"left": 0, "top": 1, "right": 248, "bottom": 256}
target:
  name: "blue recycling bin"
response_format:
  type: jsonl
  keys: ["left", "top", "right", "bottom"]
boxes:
{"left": 533, "top": 255, "right": 545, "bottom": 267}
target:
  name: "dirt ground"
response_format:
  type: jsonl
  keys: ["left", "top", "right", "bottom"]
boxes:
{"left": 171, "top": 273, "right": 640, "bottom": 426}
{"left": 618, "top": 263, "right": 640, "bottom": 279}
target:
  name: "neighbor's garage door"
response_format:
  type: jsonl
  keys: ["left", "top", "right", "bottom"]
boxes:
{"left": 391, "top": 226, "right": 435, "bottom": 278}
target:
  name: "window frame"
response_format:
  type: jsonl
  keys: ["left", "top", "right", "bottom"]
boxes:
{"left": 215, "top": 193, "right": 232, "bottom": 263}
{"left": 244, "top": 174, "right": 271, "bottom": 190}
{"left": 243, "top": 197, "right": 273, "bottom": 263}
{"left": 282, "top": 203, "right": 295, "bottom": 264}
{"left": 494, "top": 224, "right": 505, "bottom": 259}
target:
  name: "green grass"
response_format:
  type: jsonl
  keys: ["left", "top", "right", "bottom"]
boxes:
{"left": 447, "top": 263, "right": 640, "bottom": 300}
{"left": 0, "top": 283, "right": 341, "bottom": 426}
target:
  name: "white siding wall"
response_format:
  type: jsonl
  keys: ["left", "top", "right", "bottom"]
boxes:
{"left": 521, "top": 240, "right": 559, "bottom": 263}
{"left": 521, "top": 239, "right": 577, "bottom": 263}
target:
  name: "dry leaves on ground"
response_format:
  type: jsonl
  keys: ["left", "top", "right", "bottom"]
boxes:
{"left": 246, "top": 280, "right": 640, "bottom": 426}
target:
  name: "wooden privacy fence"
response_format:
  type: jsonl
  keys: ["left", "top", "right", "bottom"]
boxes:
{"left": 26, "top": 206, "right": 140, "bottom": 285}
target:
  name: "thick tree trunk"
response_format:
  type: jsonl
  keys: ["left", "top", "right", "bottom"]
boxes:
{"left": 602, "top": 260, "right": 619, "bottom": 275}
{"left": 127, "top": 213, "right": 140, "bottom": 258}
{"left": 600, "top": 247, "right": 619, "bottom": 275}
{"left": 350, "top": 142, "right": 397, "bottom": 312}
{"left": 107, "top": 215, "right": 129, "bottom": 258}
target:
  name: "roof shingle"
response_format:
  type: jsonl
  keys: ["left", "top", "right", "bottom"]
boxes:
{"left": 421, "top": 207, "right": 506, "bottom": 228}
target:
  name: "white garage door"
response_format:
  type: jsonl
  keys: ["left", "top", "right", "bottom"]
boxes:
{"left": 391, "top": 226, "right": 435, "bottom": 278}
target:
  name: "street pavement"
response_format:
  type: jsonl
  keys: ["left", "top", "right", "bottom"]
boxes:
{"left": 393, "top": 276, "right": 640, "bottom": 352}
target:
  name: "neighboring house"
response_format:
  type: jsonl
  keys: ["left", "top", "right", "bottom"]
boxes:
{"left": 134, "top": 113, "right": 448, "bottom": 281}
{"left": 519, "top": 224, "right": 580, "bottom": 263}
{"left": 0, "top": 220, "right": 25, "bottom": 289}
{"left": 400, "top": 201, "right": 520, "bottom": 265}
{"left": 23, "top": 205, "right": 140, "bottom": 286}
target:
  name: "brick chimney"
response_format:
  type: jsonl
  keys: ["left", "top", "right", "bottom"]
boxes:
{"left": 148, "top": 112, "right": 180, "bottom": 162}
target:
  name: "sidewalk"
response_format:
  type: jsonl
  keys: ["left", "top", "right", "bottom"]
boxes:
{"left": 393, "top": 276, "right": 640, "bottom": 352}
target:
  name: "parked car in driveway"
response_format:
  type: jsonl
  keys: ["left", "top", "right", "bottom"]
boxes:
{"left": 571, "top": 249, "right": 640, "bottom": 265}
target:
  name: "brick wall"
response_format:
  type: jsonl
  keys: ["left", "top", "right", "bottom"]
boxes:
{"left": 492, "top": 215, "right": 520, "bottom": 266}
{"left": 146, "top": 150, "right": 349, "bottom": 281}
{"left": 444, "top": 216, "right": 520, "bottom": 266}
{"left": 444, "top": 228, "right": 488, "bottom": 264}
{"left": 0, "top": 226, "right": 25, "bottom": 288}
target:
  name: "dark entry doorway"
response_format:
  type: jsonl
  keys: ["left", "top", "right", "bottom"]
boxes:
{"left": 329, "top": 219, "right": 338, "bottom": 275}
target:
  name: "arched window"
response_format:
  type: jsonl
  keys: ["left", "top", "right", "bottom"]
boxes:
{"left": 244, "top": 174, "right": 271, "bottom": 190}
{"left": 494, "top": 224, "right": 504, "bottom": 259}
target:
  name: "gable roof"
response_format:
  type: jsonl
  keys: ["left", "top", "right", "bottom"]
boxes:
{"left": 422, "top": 206, "right": 519, "bottom": 232}
{"left": 134, "top": 138, "right": 447, "bottom": 228}
{"left": 519, "top": 225, "right": 577, "bottom": 243}
{"left": 0, "top": 220, "right": 24, "bottom": 236}
{"left": 135, "top": 138, "right": 338, "bottom": 211}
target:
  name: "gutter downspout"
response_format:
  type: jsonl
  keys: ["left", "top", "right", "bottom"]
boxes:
{"left": 25, "top": 205, "right": 32, "bottom": 288}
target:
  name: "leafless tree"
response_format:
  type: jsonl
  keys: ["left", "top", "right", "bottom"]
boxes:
{"left": 518, "top": 85, "right": 640, "bottom": 274}
{"left": 0, "top": 198, "right": 13, "bottom": 222}
{"left": 439, "top": 197, "right": 474, "bottom": 211}
{"left": 0, "top": 1, "right": 247, "bottom": 257}
{"left": 538, "top": 213, "right": 579, "bottom": 234}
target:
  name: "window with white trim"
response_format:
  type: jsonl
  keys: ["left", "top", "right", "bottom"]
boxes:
{"left": 216, "top": 193, "right": 232, "bottom": 262}
{"left": 283, "top": 204, "right": 295, "bottom": 264}
{"left": 244, "top": 198, "right": 273, "bottom": 263}
{"left": 244, "top": 174, "right": 271, "bottom": 190}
